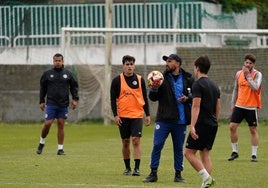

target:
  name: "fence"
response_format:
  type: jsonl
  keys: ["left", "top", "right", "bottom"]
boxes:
{"left": 1, "top": 1, "right": 260, "bottom": 48}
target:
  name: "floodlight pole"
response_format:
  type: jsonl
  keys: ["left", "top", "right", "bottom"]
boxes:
{"left": 104, "top": 0, "right": 113, "bottom": 125}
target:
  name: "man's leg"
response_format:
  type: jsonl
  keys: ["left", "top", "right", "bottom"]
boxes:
{"left": 56, "top": 118, "right": 65, "bottom": 155}
{"left": 228, "top": 122, "right": 239, "bottom": 161}
{"left": 249, "top": 126, "right": 258, "bottom": 161}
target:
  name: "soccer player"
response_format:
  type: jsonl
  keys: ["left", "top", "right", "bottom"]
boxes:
{"left": 143, "top": 54, "right": 194, "bottom": 183}
{"left": 184, "top": 55, "right": 220, "bottom": 188}
{"left": 36, "top": 53, "right": 79, "bottom": 155}
{"left": 228, "top": 53, "right": 262, "bottom": 162}
{"left": 110, "top": 55, "right": 151, "bottom": 176}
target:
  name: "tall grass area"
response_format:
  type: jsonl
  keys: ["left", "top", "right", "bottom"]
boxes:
{"left": 0, "top": 120, "right": 267, "bottom": 188}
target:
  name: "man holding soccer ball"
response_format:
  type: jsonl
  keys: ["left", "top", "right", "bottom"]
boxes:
{"left": 143, "top": 54, "right": 194, "bottom": 183}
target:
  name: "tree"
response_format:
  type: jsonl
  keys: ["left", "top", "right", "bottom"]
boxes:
{"left": 202, "top": 0, "right": 268, "bottom": 29}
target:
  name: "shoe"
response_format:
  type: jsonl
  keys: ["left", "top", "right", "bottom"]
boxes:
{"left": 251, "top": 155, "right": 258, "bottom": 162}
{"left": 132, "top": 169, "right": 140, "bottom": 176}
{"left": 36, "top": 143, "right": 44, "bottom": 154}
{"left": 228, "top": 152, "right": 239, "bottom": 161}
{"left": 201, "top": 176, "right": 215, "bottom": 188}
{"left": 57, "top": 149, "right": 66, "bottom": 155}
{"left": 142, "top": 172, "right": 158, "bottom": 183}
{"left": 123, "top": 168, "right": 132, "bottom": 175}
{"left": 174, "top": 171, "right": 185, "bottom": 183}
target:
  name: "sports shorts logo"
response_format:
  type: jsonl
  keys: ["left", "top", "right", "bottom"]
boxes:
{"left": 155, "top": 123, "right": 160, "bottom": 130}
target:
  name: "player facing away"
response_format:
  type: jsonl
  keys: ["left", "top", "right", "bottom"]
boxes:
{"left": 110, "top": 55, "right": 151, "bottom": 176}
{"left": 227, "top": 53, "right": 262, "bottom": 162}
{"left": 36, "top": 53, "right": 79, "bottom": 155}
{"left": 184, "top": 55, "right": 221, "bottom": 188}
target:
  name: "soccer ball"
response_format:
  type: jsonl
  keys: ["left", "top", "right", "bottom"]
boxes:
{"left": 147, "top": 70, "right": 164, "bottom": 88}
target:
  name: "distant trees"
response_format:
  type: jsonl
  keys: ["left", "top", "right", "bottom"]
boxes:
{"left": 203, "top": 0, "right": 268, "bottom": 28}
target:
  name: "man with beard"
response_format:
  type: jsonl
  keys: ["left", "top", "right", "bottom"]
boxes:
{"left": 143, "top": 54, "right": 194, "bottom": 183}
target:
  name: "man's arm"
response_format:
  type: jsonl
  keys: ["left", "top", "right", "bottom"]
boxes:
{"left": 231, "top": 76, "right": 238, "bottom": 109}
{"left": 110, "top": 76, "right": 120, "bottom": 117}
{"left": 216, "top": 98, "right": 221, "bottom": 120}
{"left": 245, "top": 71, "right": 262, "bottom": 91}
{"left": 69, "top": 73, "right": 79, "bottom": 101}
{"left": 39, "top": 72, "right": 47, "bottom": 104}
{"left": 189, "top": 97, "right": 201, "bottom": 140}
{"left": 141, "top": 78, "right": 150, "bottom": 116}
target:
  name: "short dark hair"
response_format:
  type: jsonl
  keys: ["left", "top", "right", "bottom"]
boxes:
{"left": 194, "top": 55, "right": 211, "bottom": 74}
{"left": 244, "top": 53, "right": 256, "bottom": 63}
{"left": 122, "top": 55, "right": 135, "bottom": 64}
{"left": 53, "top": 53, "right": 64, "bottom": 61}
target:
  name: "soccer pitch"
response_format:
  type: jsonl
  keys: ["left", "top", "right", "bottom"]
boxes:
{"left": 0, "top": 120, "right": 267, "bottom": 188}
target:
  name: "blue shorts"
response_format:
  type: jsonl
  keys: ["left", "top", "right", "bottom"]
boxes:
{"left": 45, "top": 105, "right": 68, "bottom": 120}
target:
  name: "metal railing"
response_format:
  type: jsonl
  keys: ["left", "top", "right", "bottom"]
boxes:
{"left": 1, "top": 2, "right": 267, "bottom": 48}
{"left": 0, "top": 2, "right": 203, "bottom": 47}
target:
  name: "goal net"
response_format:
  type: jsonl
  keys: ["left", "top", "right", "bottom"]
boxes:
{"left": 61, "top": 28, "right": 268, "bottom": 123}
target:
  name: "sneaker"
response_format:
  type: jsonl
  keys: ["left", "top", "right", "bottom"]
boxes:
{"left": 201, "top": 176, "right": 215, "bottom": 188}
{"left": 142, "top": 172, "right": 158, "bottom": 183}
{"left": 174, "top": 171, "right": 185, "bottom": 183}
{"left": 228, "top": 152, "right": 239, "bottom": 161}
{"left": 36, "top": 143, "right": 44, "bottom": 154}
{"left": 123, "top": 168, "right": 132, "bottom": 175}
{"left": 251, "top": 155, "right": 258, "bottom": 162}
{"left": 132, "top": 169, "right": 140, "bottom": 176}
{"left": 57, "top": 149, "right": 66, "bottom": 155}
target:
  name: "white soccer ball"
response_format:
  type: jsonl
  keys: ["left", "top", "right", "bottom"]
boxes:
{"left": 147, "top": 70, "right": 164, "bottom": 89}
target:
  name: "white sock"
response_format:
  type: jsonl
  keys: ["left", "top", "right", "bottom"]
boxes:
{"left": 58, "top": 144, "right": 63, "bottom": 150}
{"left": 252, "top": 146, "right": 258, "bottom": 156}
{"left": 231, "top": 142, "right": 238, "bottom": 153}
{"left": 40, "top": 137, "right": 45, "bottom": 144}
{"left": 198, "top": 169, "right": 210, "bottom": 182}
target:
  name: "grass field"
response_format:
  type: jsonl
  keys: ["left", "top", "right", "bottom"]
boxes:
{"left": 0, "top": 120, "right": 267, "bottom": 188}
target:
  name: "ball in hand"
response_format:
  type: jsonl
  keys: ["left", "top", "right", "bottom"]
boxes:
{"left": 147, "top": 71, "right": 164, "bottom": 89}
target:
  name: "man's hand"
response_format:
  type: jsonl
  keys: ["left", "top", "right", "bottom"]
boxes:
{"left": 71, "top": 100, "right": 78, "bottom": 110}
{"left": 242, "top": 66, "right": 250, "bottom": 77}
{"left": 39, "top": 103, "right": 45, "bottom": 111}
{"left": 178, "top": 95, "right": 187, "bottom": 103}
{"left": 144, "top": 116, "right": 151, "bottom": 126}
{"left": 190, "top": 125, "right": 199, "bottom": 140}
{"left": 114, "top": 116, "right": 122, "bottom": 126}
{"left": 150, "top": 82, "right": 161, "bottom": 90}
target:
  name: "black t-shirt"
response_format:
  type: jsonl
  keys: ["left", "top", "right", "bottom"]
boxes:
{"left": 192, "top": 77, "right": 220, "bottom": 126}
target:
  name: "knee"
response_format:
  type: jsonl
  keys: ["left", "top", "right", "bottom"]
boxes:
{"left": 132, "top": 137, "right": 140, "bottom": 147}
{"left": 229, "top": 123, "right": 237, "bottom": 132}
{"left": 122, "top": 139, "right": 130, "bottom": 147}
{"left": 249, "top": 126, "right": 258, "bottom": 135}
{"left": 184, "top": 149, "right": 190, "bottom": 160}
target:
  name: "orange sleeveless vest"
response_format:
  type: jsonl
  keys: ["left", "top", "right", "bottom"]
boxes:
{"left": 236, "top": 70, "right": 261, "bottom": 108}
{"left": 117, "top": 73, "right": 145, "bottom": 118}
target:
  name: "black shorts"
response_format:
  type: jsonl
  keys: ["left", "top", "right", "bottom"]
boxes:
{"left": 118, "top": 118, "right": 143, "bottom": 139}
{"left": 230, "top": 107, "right": 258, "bottom": 126}
{"left": 185, "top": 123, "right": 218, "bottom": 151}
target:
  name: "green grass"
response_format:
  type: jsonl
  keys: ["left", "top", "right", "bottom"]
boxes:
{"left": 0, "top": 121, "right": 268, "bottom": 188}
